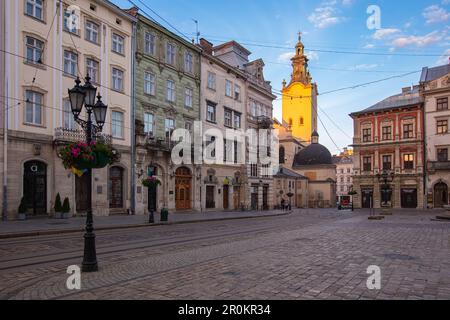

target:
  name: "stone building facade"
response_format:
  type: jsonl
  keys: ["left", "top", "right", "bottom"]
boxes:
{"left": 420, "top": 64, "right": 450, "bottom": 208}
{"left": 0, "top": 0, "right": 136, "bottom": 219}
{"left": 350, "top": 86, "right": 425, "bottom": 209}
{"left": 207, "top": 40, "right": 277, "bottom": 210}
{"left": 273, "top": 167, "right": 308, "bottom": 209}
{"left": 198, "top": 39, "right": 248, "bottom": 211}
{"left": 333, "top": 149, "right": 354, "bottom": 203}
{"left": 132, "top": 12, "right": 201, "bottom": 214}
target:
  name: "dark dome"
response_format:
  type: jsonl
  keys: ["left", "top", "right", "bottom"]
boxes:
{"left": 293, "top": 143, "right": 333, "bottom": 166}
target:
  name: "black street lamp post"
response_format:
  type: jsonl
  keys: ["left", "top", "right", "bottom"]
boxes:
{"left": 68, "top": 76, "right": 107, "bottom": 273}
{"left": 376, "top": 170, "right": 395, "bottom": 207}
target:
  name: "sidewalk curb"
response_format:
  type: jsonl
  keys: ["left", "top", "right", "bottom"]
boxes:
{"left": 0, "top": 211, "right": 293, "bottom": 240}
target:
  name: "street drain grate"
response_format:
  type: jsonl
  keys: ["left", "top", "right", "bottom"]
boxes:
{"left": 384, "top": 253, "right": 416, "bottom": 261}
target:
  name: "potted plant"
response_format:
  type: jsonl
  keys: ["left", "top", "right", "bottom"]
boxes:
{"left": 142, "top": 176, "right": 161, "bottom": 188}
{"left": 18, "top": 197, "right": 27, "bottom": 221}
{"left": 62, "top": 197, "right": 71, "bottom": 219}
{"left": 58, "top": 140, "right": 117, "bottom": 171}
{"left": 54, "top": 193, "right": 63, "bottom": 219}
{"left": 160, "top": 207, "right": 169, "bottom": 222}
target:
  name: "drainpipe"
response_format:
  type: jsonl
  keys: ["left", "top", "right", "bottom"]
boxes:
{"left": 2, "top": 81, "right": 8, "bottom": 221}
{"left": 130, "top": 21, "right": 137, "bottom": 215}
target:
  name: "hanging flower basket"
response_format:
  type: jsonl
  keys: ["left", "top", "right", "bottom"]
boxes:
{"left": 142, "top": 176, "right": 161, "bottom": 188}
{"left": 59, "top": 140, "right": 116, "bottom": 171}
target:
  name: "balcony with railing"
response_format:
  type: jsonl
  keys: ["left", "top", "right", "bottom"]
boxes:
{"left": 54, "top": 128, "right": 112, "bottom": 145}
{"left": 257, "top": 116, "right": 273, "bottom": 129}
{"left": 428, "top": 161, "right": 450, "bottom": 172}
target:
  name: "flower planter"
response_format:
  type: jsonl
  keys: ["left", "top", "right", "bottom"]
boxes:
{"left": 160, "top": 208, "right": 169, "bottom": 222}
{"left": 54, "top": 212, "right": 62, "bottom": 219}
{"left": 94, "top": 152, "right": 110, "bottom": 169}
{"left": 18, "top": 213, "right": 27, "bottom": 221}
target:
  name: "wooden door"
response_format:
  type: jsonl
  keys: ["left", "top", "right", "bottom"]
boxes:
{"left": 233, "top": 186, "right": 240, "bottom": 210}
{"left": 434, "top": 183, "right": 448, "bottom": 208}
{"left": 76, "top": 174, "right": 90, "bottom": 212}
{"left": 23, "top": 161, "right": 47, "bottom": 216}
{"left": 223, "top": 185, "right": 229, "bottom": 209}
{"left": 175, "top": 167, "right": 192, "bottom": 210}
{"left": 206, "top": 186, "right": 215, "bottom": 209}
{"left": 109, "top": 167, "right": 124, "bottom": 209}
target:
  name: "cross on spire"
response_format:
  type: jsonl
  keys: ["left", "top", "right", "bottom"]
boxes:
{"left": 298, "top": 31, "right": 302, "bottom": 42}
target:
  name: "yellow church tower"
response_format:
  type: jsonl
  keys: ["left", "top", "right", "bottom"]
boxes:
{"left": 282, "top": 33, "right": 318, "bottom": 144}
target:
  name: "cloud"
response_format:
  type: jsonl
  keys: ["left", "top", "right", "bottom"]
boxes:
{"left": 372, "top": 28, "right": 401, "bottom": 40}
{"left": 436, "top": 49, "right": 450, "bottom": 65}
{"left": 277, "top": 51, "right": 319, "bottom": 63}
{"left": 391, "top": 30, "right": 444, "bottom": 48}
{"left": 423, "top": 5, "right": 450, "bottom": 24}
{"left": 352, "top": 64, "right": 378, "bottom": 70}
{"left": 308, "top": 1, "right": 346, "bottom": 29}
{"left": 278, "top": 52, "right": 295, "bottom": 63}
{"left": 305, "top": 51, "right": 319, "bottom": 61}
{"left": 363, "top": 44, "right": 375, "bottom": 49}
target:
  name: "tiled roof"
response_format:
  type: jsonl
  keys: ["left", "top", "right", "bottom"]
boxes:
{"left": 351, "top": 87, "right": 422, "bottom": 116}
{"left": 420, "top": 65, "right": 450, "bottom": 83}
{"left": 275, "top": 167, "right": 308, "bottom": 179}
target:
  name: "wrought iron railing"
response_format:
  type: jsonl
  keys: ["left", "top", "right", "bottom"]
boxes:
{"left": 54, "top": 128, "right": 112, "bottom": 145}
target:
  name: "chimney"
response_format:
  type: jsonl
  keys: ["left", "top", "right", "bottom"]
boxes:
{"left": 124, "top": 6, "right": 139, "bottom": 17}
{"left": 402, "top": 86, "right": 412, "bottom": 94}
{"left": 200, "top": 38, "right": 213, "bottom": 55}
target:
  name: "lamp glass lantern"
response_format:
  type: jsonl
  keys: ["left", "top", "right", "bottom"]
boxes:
{"left": 82, "top": 75, "right": 97, "bottom": 108}
{"left": 68, "top": 77, "right": 85, "bottom": 117}
{"left": 93, "top": 95, "right": 107, "bottom": 128}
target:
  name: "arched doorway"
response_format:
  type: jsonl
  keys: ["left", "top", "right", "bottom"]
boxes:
{"left": 23, "top": 160, "right": 47, "bottom": 216}
{"left": 175, "top": 167, "right": 192, "bottom": 210}
{"left": 109, "top": 166, "right": 124, "bottom": 209}
{"left": 434, "top": 182, "right": 448, "bottom": 208}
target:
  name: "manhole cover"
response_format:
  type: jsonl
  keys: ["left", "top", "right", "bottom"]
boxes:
{"left": 384, "top": 253, "right": 416, "bottom": 261}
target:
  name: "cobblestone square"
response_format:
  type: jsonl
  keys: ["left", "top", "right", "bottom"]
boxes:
{"left": 0, "top": 209, "right": 449, "bottom": 300}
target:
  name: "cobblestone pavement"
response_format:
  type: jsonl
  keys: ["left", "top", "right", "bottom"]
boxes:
{"left": 0, "top": 209, "right": 449, "bottom": 300}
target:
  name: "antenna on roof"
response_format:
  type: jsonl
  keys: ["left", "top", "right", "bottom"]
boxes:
{"left": 192, "top": 19, "right": 200, "bottom": 44}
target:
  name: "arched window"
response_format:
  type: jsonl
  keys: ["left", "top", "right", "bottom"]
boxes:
{"left": 279, "top": 146, "right": 285, "bottom": 164}
{"left": 299, "top": 117, "right": 304, "bottom": 126}
{"left": 288, "top": 118, "right": 293, "bottom": 127}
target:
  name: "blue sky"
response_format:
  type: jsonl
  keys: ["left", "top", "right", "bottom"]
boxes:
{"left": 111, "top": 0, "right": 450, "bottom": 154}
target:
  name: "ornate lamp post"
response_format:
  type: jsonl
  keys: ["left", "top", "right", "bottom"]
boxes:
{"left": 68, "top": 76, "right": 108, "bottom": 273}
{"left": 376, "top": 169, "right": 394, "bottom": 207}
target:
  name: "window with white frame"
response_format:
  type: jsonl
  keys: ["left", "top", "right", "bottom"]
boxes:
{"left": 144, "top": 112, "right": 154, "bottom": 135}
{"left": 225, "top": 80, "right": 232, "bottom": 97}
{"left": 185, "top": 88, "right": 193, "bottom": 108}
{"left": 207, "top": 72, "right": 216, "bottom": 90}
{"left": 63, "top": 51, "right": 78, "bottom": 76}
{"left": 112, "top": 33, "right": 124, "bottom": 54}
{"left": 86, "top": 58, "right": 99, "bottom": 83}
{"left": 166, "top": 80, "right": 175, "bottom": 102}
{"left": 25, "top": 90, "right": 43, "bottom": 125}
{"left": 112, "top": 111, "right": 124, "bottom": 138}
{"left": 63, "top": 99, "right": 76, "bottom": 130}
{"left": 251, "top": 101, "right": 257, "bottom": 117}
{"left": 63, "top": 7, "right": 78, "bottom": 34}
{"left": 26, "top": 0, "right": 43, "bottom": 21}
{"left": 112, "top": 68, "right": 124, "bottom": 91}
{"left": 184, "top": 52, "right": 193, "bottom": 73}
{"left": 165, "top": 118, "right": 175, "bottom": 140}
{"left": 207, "top": 102, "right": 216, "bottom": 123}
{"left": 144, "top": 32, "right": 156, "bottom": 55}
{"left": 85, "top": 21, "right": 99, "bottom": 44}
{"left": 234, "top": 85, "right": 241, "bottom": 101}
{"left": 26, "top": 37, "right": 43, "bottom": 64}
{"left": 144, "top": 72, "right": 156, "bottom": 95}
{"left": 166, "top": 43, "right": 176, "bottom": 65}
{"left": 224, "top": 108, "right": 232, "bottom": 127}
{"left": 234, "top": 112, "right": 241, "bottom": 129}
